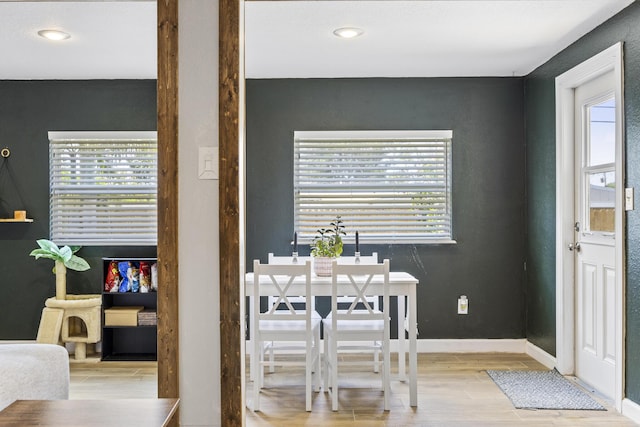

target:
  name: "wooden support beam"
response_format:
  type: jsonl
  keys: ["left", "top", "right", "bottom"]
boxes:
{"left": 157, "top": 3, "right": 180, "bottom": 426}
{"left": 219, "top": 0, "right": 242, "bottom": 424}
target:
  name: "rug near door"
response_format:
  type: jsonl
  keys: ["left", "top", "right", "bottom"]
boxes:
{"left": 486, "top": 369, "right": 605, "bottom": 410}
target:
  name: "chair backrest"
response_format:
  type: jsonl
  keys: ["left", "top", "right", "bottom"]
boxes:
{"left": 253, "top": 260, "right": 312, "bottom": 325}
{"left": 337, "top": 252, "right": 379, "bottom": 265}
{"left": 266, "top": 253, "right": 312, "bottom": 305}
{"left": 268, "top": 253, "right": 312, "bottom": 265}
{"left": 330, "top": 259, "right": 390, "bottom": 325}
{"left": 335, "top": 253, "right": 380, "bottom": 309}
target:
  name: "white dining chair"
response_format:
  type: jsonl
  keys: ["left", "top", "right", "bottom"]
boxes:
{"left": 252, "top": 259, "right": 321, "bottom": 412}
{"left": 264, "top": 253, "right": 313, "bottom": 373}
{"left": 336, "top": 252, "right": 382, "bottom": 371}
{"left": 323, "top": 259, "right": 391, "bottom": 411}
{"left": 266, "top": 253, "right": 380, "bottom": 373}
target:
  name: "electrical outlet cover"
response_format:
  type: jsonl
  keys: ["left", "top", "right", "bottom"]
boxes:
{"left": 457, "top": 297, "right": 468, "bottom": 314}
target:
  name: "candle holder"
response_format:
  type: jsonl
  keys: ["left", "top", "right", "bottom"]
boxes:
{"left": 292, "top": 251, "right": 299, "bottom": 264}
{"left": 354, "top": 251, "right": 361, "bottom": 264}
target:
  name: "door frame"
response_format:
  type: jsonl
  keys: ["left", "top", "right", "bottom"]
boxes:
{"left": 555, "top": 42, "right": 625, "bottom": 410}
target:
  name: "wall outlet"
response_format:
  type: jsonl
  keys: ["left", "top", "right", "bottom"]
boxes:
{"left": 458, "top": 295, "right": 468, "bottom": 314}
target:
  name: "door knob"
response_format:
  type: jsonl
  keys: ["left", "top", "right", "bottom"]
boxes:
{"left": 568, "top": 242, "right": 581, "bottom": 252}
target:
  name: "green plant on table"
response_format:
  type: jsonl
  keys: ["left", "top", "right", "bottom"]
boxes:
{"left": 311, "top": 215, "right": 346, "bottom": 258}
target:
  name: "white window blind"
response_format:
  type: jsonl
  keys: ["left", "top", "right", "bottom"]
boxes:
{"left": 49, "top": 131, "right": 158, "bottom": 246}
{"left": 294, "top": 130, "right": 453, "bottom": 244}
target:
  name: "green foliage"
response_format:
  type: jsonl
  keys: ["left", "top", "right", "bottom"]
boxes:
{"left": 311, "top": 215, "right": 346, "bottom": 258}
{"left": 29, "top": 239, "right": 91, "bottom": 272}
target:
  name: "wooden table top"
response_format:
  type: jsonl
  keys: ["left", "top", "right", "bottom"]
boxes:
{"left": 0, "top": 398, "right": 179, "bottom": 427}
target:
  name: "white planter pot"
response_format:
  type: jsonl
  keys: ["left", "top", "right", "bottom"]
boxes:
{"left": 313, "top": 256, "right": 335, "bottom": 277}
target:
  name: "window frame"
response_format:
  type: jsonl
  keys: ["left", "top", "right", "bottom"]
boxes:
{"left": 48, "top": 130, "right": 158, "bottom": 246}
{"left": 293, "top": 130, "right": 455, "bottom": 245}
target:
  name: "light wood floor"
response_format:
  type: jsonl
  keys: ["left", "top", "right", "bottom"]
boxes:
{"left": 69, "top": 353, "right": 637, "bottom": 426}
{"left": 69, "top": 359, "right": 158, "bottom": 400}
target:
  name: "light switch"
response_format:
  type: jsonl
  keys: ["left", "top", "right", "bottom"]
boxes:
{"left": 626, "top": 187, "right": 634, "bottom": 211}
{"left": 198, "top": 146, "right": 218, "bottom": 180}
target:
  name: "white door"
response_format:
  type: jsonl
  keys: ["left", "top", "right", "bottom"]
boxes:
{"left": 573, "top": 70, "right": 617, "bottom": 399}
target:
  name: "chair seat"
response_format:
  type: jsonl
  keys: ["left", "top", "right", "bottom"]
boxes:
{"left": 260, "top": 312, "right": 321, "bottom": 332}
{"left": 323, "top": 316, "right": 385, "bottom": 332}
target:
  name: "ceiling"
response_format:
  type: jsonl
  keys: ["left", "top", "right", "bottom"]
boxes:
{"left": 0, "top": 0, "right": 635, "bottom": 80}
{"left": 246, "top": 0, "right": 635, "bottom": 78}
{"left": 0, "top": 1, "right": 156, "bottom": 80}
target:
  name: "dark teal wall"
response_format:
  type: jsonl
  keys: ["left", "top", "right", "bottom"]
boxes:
{"left": 0, "top": 80, "right": 157, "bottom": 339}
{"left": 247, "top": 78, "right": 526, "bottom": 338}
{"left": 524, "top": 1, "right": 640, "bottom": 402}
{"left": 523, "top": 78, "right": 557, "bottom": 355}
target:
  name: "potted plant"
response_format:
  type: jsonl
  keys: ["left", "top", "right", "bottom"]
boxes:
{"left": 311, "top": 215, "right": 346, "bottom": 276}
{"left": 30, "top": 239, "right": 91, "bottom": 300}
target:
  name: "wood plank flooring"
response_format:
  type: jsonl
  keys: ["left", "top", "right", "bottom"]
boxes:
{"left": 69, "top": 353, "right": 637, "bottom": 426}
{"left": 69, "top": 360, "right": 157, "bottom": 400}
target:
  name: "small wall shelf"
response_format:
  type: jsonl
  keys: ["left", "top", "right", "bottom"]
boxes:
{"left": 0, "top": 218, "right": 33, "bottom": 223}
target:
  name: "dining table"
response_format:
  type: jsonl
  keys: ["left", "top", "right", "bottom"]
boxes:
{"left": 245, "top": 269, "right": 419, "bottom": 407}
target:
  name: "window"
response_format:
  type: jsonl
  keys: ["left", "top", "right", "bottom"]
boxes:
{"left": 49, "top": 131, "right": 158, "bottom": 246}
{"left": 294, "top": 130, "right": 453, "bottom": 244}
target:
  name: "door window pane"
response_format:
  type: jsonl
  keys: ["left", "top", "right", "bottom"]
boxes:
{"left": 588, "top": 171, "right": 615, "bottom": 232}
{"left": 588, "top": 98, "right": 615, "bottom": 166}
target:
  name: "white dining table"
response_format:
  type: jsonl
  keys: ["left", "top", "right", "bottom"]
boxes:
{"left": 244, "top": 270, "right": 419, "bottom": 407}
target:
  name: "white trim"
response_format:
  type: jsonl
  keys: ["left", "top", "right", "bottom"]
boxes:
{"left": 295, "top": 130, "right": 453, "bottom": 140}
{"left": 622, "top": 398, "right": 640, "bottom": 425}
{"left": 416, "top": 338, "right": 526, "bottom": 353}
{"left": 525, "top": 341, "right": 557, "bottom": 370}
{"left": 48, "top": 130, "right": 157, "bottom": 141}
{"left": 262, "top": 338, "right": 529, "bottom": 354}
{"left": 555, "top": 42, "right": 625, "bottom": 411}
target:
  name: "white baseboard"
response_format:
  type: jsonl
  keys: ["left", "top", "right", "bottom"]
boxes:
{"left": 415, "top": 338, "right": 527, "bottom": 353}
{"left": 0, "top": 340, "right": 37, "bottom": 344}
{"left": 525, "top": 341, "right": 556, "bottom": 369}
{"left": 259, "top": 339, "right": 528, "bottom": 355}
{"left": 622, "top": 398, "right": 640, "bottom": 424}
{"left": 254, "top": 338, "right": 548, "bottom": 355}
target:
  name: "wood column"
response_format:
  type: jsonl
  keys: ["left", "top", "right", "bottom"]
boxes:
{"left": 157, "top": 1, "right": 180, "bottom": 422}
{"left": 219, "top": 0, "right": 242, "bottom": 424}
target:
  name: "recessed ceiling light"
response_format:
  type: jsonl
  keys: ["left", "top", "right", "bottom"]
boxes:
{"left": 333, "top": 27, "right": 364, "bottom": 39}
{"left": 37, "top": 29, "right": 71, "bottom": 41}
